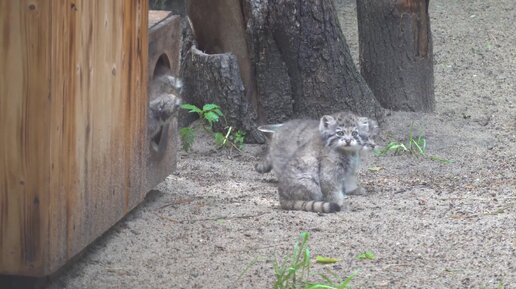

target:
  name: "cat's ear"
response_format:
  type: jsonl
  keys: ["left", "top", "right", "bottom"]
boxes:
{"left": 171, "top": 76, "right": 183, "bottom": 90}
{"left": 358, "top": 117, "right": 379, "bottom": 136}
{"left": 159, "top": 75, "right": 183, "bottom": 92}
{"left": 319, "top": 115, "right": 336, "bottom": 132}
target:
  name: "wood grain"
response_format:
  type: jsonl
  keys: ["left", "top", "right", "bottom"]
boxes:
{"left": 0, "top": 0, "right": 52, "bottom": 275}
{"left": 0, "top": 0, "right": 180, "bottom": 277}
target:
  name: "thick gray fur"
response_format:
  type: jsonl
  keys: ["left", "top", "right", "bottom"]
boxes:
{"left": 148, "top": 75, "right": 183, "bottom": 140}
{"left": 256, "top": 111, "right": 378, "bottom": 213}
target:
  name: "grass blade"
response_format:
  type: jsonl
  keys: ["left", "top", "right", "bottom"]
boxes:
{"left": 337, "top": 272, "right": 356, "bottom": 289}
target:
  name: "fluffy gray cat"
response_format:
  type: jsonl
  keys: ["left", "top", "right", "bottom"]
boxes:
{"left": 256, "top": 111, "right": 378, "bottom": 213}
{"left": 148, "top": 75, "right": 183, "bottom": 143}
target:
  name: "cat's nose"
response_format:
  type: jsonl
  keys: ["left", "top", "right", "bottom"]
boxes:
{"left": 345, "top": 139, "right": 351, "bottom": 145}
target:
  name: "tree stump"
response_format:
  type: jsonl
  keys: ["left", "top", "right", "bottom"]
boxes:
{"left": 181, "top": 45, "right": 252, "bottom": 133}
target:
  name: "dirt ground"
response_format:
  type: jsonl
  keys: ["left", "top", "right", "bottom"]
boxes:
{"left": 46, "top": 0, "right": 515, "bottom": 288}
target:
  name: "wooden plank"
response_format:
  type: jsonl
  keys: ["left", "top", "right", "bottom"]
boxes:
{"left": 0, "top": 1, "right": 182, "bottom": 277}
{"left": 147, "top": 13, "right": 181, "bottom": 187}
{"left": 0, "top": 0, "right": 154, "bottom": 276}
{"left": 0, "top": 0, "right": 52, "bottom": 275}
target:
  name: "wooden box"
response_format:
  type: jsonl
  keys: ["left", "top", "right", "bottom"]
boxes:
{"left": 0, "top": 1, "right": 180, "bottom": 276}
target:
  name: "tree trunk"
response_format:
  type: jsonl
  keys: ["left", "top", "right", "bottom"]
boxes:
{"left": 357, "top": 0, "right": 434, "bottom": 112}
{"left": 182, "top": 0, "right": 383, "bottom": 142}
{"left": 251, "top": 0, "right": 382, "bottom": 122}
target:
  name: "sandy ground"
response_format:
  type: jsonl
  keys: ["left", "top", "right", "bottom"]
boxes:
{"left": 45, "top": 0, "right": 515, "bottom": 288}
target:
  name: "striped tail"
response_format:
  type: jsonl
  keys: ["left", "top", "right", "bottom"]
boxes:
{"left": 280, "top": 199, "right": 340, "bottom": 213}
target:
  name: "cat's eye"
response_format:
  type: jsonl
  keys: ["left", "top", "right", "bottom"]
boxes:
{"left": 336, "top": 131, "right": 344, "bottom": 136}
{"left": 352, "top": 131, "right": 358, "bottom": 137}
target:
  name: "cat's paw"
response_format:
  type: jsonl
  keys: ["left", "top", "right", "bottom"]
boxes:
{"left": 255, "top": 161, "right": 272, "bottom": 173}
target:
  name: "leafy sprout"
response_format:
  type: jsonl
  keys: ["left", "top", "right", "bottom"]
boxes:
{"left": 273, "top": 232, "right": 355, "bottom": 289}
{"left": 374, "top": 125, "right": 452, "bottom": 164}
{"left": 356, "top": 251, "right": 376, "bottom": 261}
{"left": 179, "top": 127, "right": 195, "bottom": 152}
{"left": 179, "top": 103, "right": 245, "bottom": 152}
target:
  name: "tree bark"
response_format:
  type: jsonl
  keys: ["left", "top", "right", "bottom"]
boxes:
{"left": 251, "top": 0, "right": 382, "bottom": 123}
{"left": 357, "top": 0, "right": 434, "bottom": 112}
{"left": 181, "top": 45, "right": 252, "bottom": 133}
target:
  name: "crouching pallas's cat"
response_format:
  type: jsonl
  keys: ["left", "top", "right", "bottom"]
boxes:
{"left": 148, "top": 75, "right": 183, "bottom": 142}
{"left": 256, "top": 112, "right": 378, "bottom": 213}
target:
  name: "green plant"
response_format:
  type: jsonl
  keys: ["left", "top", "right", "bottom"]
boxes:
{"left": 375, "top": 126, "right": 426, "bottom": 156}
{"left": 273, "top": 232, "right": 355, "bottom": 289}
{"left": 309, "top": 270, "right": 356, "bottom": 289}
{"left": 214, "top": 127, "right": 246, "bottom": 150}
{"left": 179, "top": 103, "right": 245, "bottom": 152}
{"left": 273, "top": 232, "right": 312, "bottom": 289}
{"left": 179, "top": 127, "right": 195, "bottom": 152}
{"left": 374, "top": 126, "right": 452, "bottom": 164}
{"left": 429, "top": 155, "right": 454, "bottom": 164}
{"left": 180, "top": 103, "right": 223, "bottom": 128}
{"left": 356, "top": 251, "right": 376, "bottom": 261}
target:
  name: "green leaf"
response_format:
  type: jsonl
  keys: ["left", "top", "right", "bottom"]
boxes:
{"left": 202, "top": 103, "right": 220, "bottom": 112}
{"left": 204, "top": 111, "right": 220, "bottom": 125}
{"left": 356, "top": 251, "right": 376, "bottom": 260}
{"left": 213, "top": 108, "right": 224, "bottom": 116}
{"left": 304, "top": 247, "right": 311, "bottom": 267}
{"left": 408, "top": 124, "right": 414, "bottom": 144}
{"left": 393, "top": 143, "right": 408, "bottom": 154}
{"left": 430, "top": 155, "right": 454, "bottom": 164}
{"left": 234, "top": 130, "right": 246, "bottom": 148}
{"left": 180, "top": 103, "right": 202, "bottom": 114}
{"left": 410, "top": 135, "right": 427, "bottom": 156}
{"left": 336, "top": 272, "right": 356, "bottom": 289}
{"left": 368, "top": 166, "right": 383, "bottom": 172}
{"left": 315, "top": 256, "right": 338, "bottom": 264}
{"left": 214, "top": 132, "right": 225, "bottom": 147}
{"left": 318, "top": 273, "right": 334, "bottom": 284}
{"left": 179, "top": 127, "right": 195, "bottom": 152}
{"left": 373, "top": 148, "right": 383, "bottom": 157}
{"left": 375, "top": 141, "right": 408, "bottom": 156}
{"left": 202, "top": 104, "right": 224, "bottom": 119}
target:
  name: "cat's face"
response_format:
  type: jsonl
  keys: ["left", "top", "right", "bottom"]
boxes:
{"left": 153, "top": 93, "right": 182, "bottom": 121}
{"left": 319, "top": 113, "right": 378, "bottom": 152}
{"left": 157, "top": 75, "right": 183, "bottom": 95}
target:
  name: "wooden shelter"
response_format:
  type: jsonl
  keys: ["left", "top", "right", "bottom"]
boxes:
{"left": 0, "top": 1, "right": 180, "bottom": 276}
